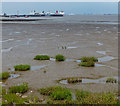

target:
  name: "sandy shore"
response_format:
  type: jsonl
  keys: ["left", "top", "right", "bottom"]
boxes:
{"left": 2, "top": 22, "right": 118, "bottom": 93}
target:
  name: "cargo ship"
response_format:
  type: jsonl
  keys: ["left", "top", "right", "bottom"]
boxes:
{"left": 1, "top": 10, "right": 64, "bottom": 18}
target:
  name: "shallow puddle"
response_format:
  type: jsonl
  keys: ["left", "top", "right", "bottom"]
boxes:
{"left": 16, "top": 40, "right": 21, "bottom": 42}
{"left": 31, "top": 65, "right": 47, "bottom": 71}
{"left": 50, "top": 58, "right": 56, "bottom": 61}
{"left": 96, "top": 51, "right": 106, "bottom": 55}
{"left": 41, "top": 32, "right": 45, "bottom": 34}
{"left": 67, "top": 47, "right": 78, "bottom": 49}
{"left": 66, "top": 28, "right": 70, "bottom": 31}
{"left": 66, "top": 59, "right": 75, "bottom": 62}
{"left": 74, "top": 33, "right": 82, "bottom": 36}
{"left": 97, "top": 42, "right": 103, "bottom": 46}
{"left": 95, "top": 63, "right": 105, "bottom": 67}
{"left": 96, "top": 31, "right": 101, "bottom": 33}
{"left": 59, "top": 76, "right": 118, "bottom": 85}
{"left": 59, "top": 80, "right": 68, "bottom": 84}
{"left": 75, "top": 60, "right": 81, "bottom": 62}
{"left": 104, "top": 29, "right": 107, "bottom": 32}
{"left": 26, "top": 38, "right": 32, "bottom": 45}
{"left": 96, "top": 27, "right": 100, "bottom": 29}
{"left": 98, "top": 56, "right": 116, "bottom": 62}
{"left": 9, "top": 74, "right": 20, "bottom": 79}
{"left": 56, "top": 35, "right": 60, "bottom": 37}
{"left": 0, "top": 39, "right": 14, "bottom": 43}
{"left": 50, "top": 58, "right": 80, "bottom": 62}
{"left": 1, "top": 47, "right": 13, "bottom": 53}
{"left": 15, "top": 32, "right": 21, "bottom": 34}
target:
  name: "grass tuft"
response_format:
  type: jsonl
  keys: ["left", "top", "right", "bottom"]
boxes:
{"left": 79, "top": 61, "right": 95, "bottom": 67}
{"left": 39, "top": 86, "right": 72, "bottom": 100}
{"left": 81, "top": 56, "right": 98, "bottom": 62}
{"left": 51, "top": 89, "right": 72, "bottom": 100}
{"left": 14, "top": 65, "right": 30, "bottom": 71}
{"left": 106, "top": 78, "right": 117, "bottom": 83}
{"left": 34, "top": 55, "right": 50, "bottom": 60}
{"left": 0, "top": 72, "right": 10, "bottom": 80}
{"left": 9, "top": 83, "right": 28, "bottom": 94}
{"left": 55, "top": 54, "right": 65, "bottom": 61}
{"left": 2, "top": 93, "right": 26, "bottom": 104}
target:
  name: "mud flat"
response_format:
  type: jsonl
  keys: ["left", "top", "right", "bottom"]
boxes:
{"left": 2, "top": 15, "right": 118, "bottom": 94}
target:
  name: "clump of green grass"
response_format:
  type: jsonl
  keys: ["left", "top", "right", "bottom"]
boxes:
{"left": 0, "top": 72, "right": 10, "bottom": 80}
{"left": 14, "top": 65, "right": 30, "bottom": 71}
{"left": 34, "top": 55, "right": 50, "bottom": 60}
{"left": 106, "top": 78, "right": 117, "bottom": 83}
{"left": 79, "top": 61, "right": 95, "bottom": 67}
{"left": 79, "top": 56, "right": 97, "bottom": 67}
{"left": 2, "top": 93, "right": 26, "bottom": 104}
{"left": 55, "top": 54, "right": 65, "bottom": 61}
{"left": 81, "top": 56, "right": 98, "bottom": 62}
{"left": 76, "top": 90, "right": 117, "bottom": 104}
{"left": 51, "top": 89, "right": 72, "bottom": 100}
{"left": 39, "top": 86, "right": 61, "bottom": 96}
{"left": 9, "top": 83, "right": 28, "bottom": 94}
{"left": 39, "top": 86, "right": 72, "bottom": 100}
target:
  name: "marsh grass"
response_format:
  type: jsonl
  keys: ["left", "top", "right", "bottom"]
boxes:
{"left": 55, "top": 54, "right": 65, "bottom": 61}
{"left": 76, "top": 90, "right": 90, "bottom": 101}
{"left": 67, "top": 77, "right": 82, "bottom": 83}
{"left": 0, "top": 72, "right": 10, "bottom": 80}
{"left": 81, "top": 56, "right": 98, "bottom": 62}
{"left": 51, "top": 89, "right": 72, "bottom": 100}
{"left": 79, "top": 61, "right": 95, "bottom": 67}
{"left": 2, "top": 93, "right": 26, "bottom": 104}
{"left": 14, "top": 65, "right": 30, "bottom": 71}
{"left": 106, "top": 78, "right": 117, "bottom": 83}
{"left": 39, "top": 86, "right": 65, "bottom": 96}
{"left": 9, "top": 83, "right": 28, "bottom": 93}
{"left": 82, "top": 93, "right": 117, "bottom": 104}
{"left": 34, "top": 55, "right": 50, "bottom": 60}
{"left": 76, "top": 90, "right": 117, "bottom": 104}
{"left": 39, "top": 86, "right": 72, "bottom": 100}
{"left": 46, "top": 98, "right": 76, "bottom": 104}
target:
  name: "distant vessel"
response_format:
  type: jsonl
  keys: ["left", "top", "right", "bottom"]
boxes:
{"left": 0, "top": 10, "right": 65, "bottom": 18}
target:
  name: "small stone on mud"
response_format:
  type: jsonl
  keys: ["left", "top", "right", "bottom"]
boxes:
{"left": 22, "top": 95, "right": 28, "bottom": 98}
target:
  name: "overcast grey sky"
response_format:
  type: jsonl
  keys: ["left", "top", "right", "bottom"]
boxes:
{"left": 2, "top": 2, "right": 118, "bottom": 15}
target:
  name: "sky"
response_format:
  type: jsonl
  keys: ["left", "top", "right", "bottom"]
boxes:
{"left": 2, "top": 0, "right": 119, "bottom": 2}
{"left": 1, "top": 2, "right": 118, "bottom": 15}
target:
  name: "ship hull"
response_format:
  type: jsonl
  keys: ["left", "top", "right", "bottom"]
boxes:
{"left": 50, "top": 14, "right": 63, "bottom": 17}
